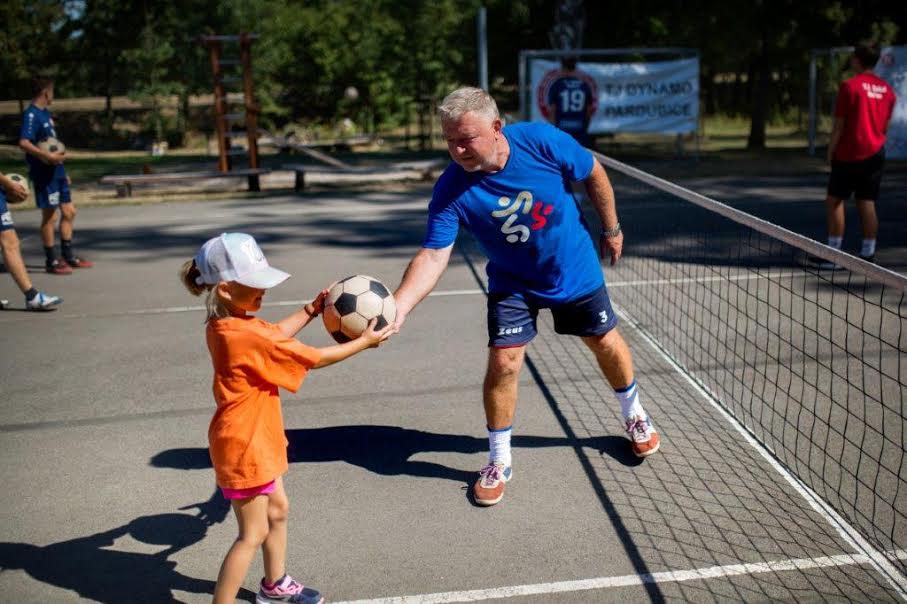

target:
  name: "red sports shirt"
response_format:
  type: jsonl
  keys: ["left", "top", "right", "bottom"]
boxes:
{"left": 833, "top": 72, "right": 897, "bottom": 162}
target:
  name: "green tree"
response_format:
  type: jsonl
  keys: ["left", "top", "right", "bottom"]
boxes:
{"left": 0, "top": 0, "right": 67, "bottom": 101}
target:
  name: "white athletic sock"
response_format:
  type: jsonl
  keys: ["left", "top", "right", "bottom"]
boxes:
{"left": 488, "top": 425, "right": 512, "bottom": 467}
{"left": 827, "top": 236, "right": 843, "bottom": 250}
{"left": 615, "top": 380, "right": 645, "bottom": 420}
{"left": 861, "top": 239, "right": 876, "bottom": 257}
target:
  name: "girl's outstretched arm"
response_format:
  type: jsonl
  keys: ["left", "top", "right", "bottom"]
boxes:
{"left": 314, "top": 319, "right": 396, "bottom": 368}
{"left": 277, "top": 288, "right": 329, "bottom": 337}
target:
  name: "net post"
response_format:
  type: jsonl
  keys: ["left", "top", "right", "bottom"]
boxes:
{"left": 477, "top": 6, "right": 488, "bottom": 91}
{"left": 518, "top": 51, "right": 527, "bottom": 121}
{"left": 675, "top": 133, "right": 685, "bottom": 158}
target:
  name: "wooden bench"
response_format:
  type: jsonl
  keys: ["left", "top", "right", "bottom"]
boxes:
{"left": 99, "top": 168, "right": 271, "bottom": 197}
{"left": 284, "top": 160, "right": 444, "bottom": 191}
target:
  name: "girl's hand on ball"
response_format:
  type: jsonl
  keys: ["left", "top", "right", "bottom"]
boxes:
{"left": 311, "top": 287, "right": 330, "bottom": 315}
{"left": 362, "top": 318, "right": 397, "bottom": 348}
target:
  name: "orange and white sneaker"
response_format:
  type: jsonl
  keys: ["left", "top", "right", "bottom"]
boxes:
{"left": 473, "top": 462, "right": 512, "bottom": 506}
{"left": 626, "top": 416, "right": 660, "bottom": 457}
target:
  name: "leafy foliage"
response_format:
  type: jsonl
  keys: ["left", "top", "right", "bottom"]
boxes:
{"left": 3, "top": 0, "right": 905, "bottom": 148}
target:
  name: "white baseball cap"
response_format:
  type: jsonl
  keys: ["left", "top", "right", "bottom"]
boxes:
{"left": 194, "top": 233, "right": 290, "bottom": 289}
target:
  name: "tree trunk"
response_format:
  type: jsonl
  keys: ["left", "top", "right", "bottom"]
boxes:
{"left": 105, "top": 93, "right": 114, "bottom": 141}
{"left": 747, "top": 37, "right": 770, "bottom": 149}
{"left": 179, "top": 92, "right": 190, "bottom": 148}
{"left": 703, "top": 68, "right": 715, "bottom": 114}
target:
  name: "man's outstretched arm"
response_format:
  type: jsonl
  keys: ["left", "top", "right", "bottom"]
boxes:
{"left": 393, "top": 245, "right": 453, "bottom": 329}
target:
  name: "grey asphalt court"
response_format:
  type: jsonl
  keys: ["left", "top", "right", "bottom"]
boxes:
{"left": 0, "top": 168, "right": 905, "bottom": 603}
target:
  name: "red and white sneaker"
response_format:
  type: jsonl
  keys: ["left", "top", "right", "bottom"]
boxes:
{"left": 65, "top": 256, "right": 94, "bottom": 268}
{"left": 46, "top": 258, "right": 73, "bottom": 275}
{"left": 626, "top": 416, "right": 660, "bottom": 458}
{"left": 256, "top": 574, "right": 323, "bottom": 604}
{"left": 473, "top": 462, "right": 512, "bottom": 506}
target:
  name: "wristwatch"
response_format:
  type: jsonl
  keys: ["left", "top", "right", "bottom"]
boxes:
{"left": 600, "top": 223, "right": 621, "bottom": 238}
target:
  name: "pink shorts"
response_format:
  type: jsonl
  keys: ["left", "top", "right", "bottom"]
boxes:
{"left": 221, "top": 480, "right": 276, "bottom": 500}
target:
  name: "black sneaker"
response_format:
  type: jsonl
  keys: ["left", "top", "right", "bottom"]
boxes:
{"left": 806, "top": 255, "right": 842, "bottom": 270}
{"left": 858, "top": 254, "right": 875, "bottom": 264}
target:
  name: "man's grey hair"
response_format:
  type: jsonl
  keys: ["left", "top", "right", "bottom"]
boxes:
{"left": 438, "top": 87, "right": 500, "bottom": 124}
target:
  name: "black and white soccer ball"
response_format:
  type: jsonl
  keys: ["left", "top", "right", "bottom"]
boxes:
{"left": 322, "top": 275, "right": 397, "bottom": 343}
{"left": 4, "top": 173, "right": 29, "bottom": 204}
{"left": 38, "top": 137, "right": 66, "bottom": 156}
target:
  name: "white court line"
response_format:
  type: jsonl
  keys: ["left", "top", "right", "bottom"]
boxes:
{"left": 0, "top": 271, "right": 814, "bottom": 323}
{"left": 612, "top": 303, "right": 907, "bottom": 600}
{"left": 332, "top": 551, "right": 907, "bottom": 604}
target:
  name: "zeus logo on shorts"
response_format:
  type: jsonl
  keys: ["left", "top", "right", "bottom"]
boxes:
{"left": 48, "top": 192, "right": 61, "bottom": 206}
{"left": 599, "top": 310, "right": 609, "bottom": 323}
{"left": 1, "top": 212, "right": 13, "bottom": 227}
{"left": 497, "top": 326, "right": 524, "bottom": 336}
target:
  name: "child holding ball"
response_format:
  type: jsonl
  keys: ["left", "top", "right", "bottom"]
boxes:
{"left": 180, "top": 232, "right": 395, "bottom": 604}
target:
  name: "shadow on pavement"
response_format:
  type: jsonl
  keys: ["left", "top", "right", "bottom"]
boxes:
{"left": 0, "top": 490, "right": 252, "bottom": 602}
{"left": 150, "top": 425, "right": 641, "bottom": 484}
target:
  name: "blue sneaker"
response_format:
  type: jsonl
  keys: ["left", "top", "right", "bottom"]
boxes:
{"left": 256, "top": 574, "right": 323, "bottom": 604}
{"left": 473, "top": 462, "right": 513, "bottom": 506}
{"left": 26, "top": 291, "right": 62, "bottom": 311}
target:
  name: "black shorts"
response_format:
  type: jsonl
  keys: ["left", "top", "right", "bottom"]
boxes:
{"left": 486, "top": 284, "right": 619, "bottom": 348}
{"left": 828, "top": 148, "right": 885, "bottom": 201}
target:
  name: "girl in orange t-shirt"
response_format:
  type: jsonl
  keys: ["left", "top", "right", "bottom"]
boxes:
{"left": 180, "top": 233, "right": 395, "bottom": 604}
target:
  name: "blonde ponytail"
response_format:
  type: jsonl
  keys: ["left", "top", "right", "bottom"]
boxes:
{"left": 179, "top": 259, "right": 207, "bottom": 296}
{"left": 179, "top": 259, "right": 231, "bottom": 321}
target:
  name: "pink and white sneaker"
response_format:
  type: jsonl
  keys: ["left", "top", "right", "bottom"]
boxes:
{"left": 256, "top": 574, "right": 324, "bottom": 604}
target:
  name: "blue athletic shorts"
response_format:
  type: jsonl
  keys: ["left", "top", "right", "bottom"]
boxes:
{"left": 0, "top": 192, "right": 14, "bottom": 232}
{"left": 33, "top": 176, "right": 71, "bottom": 209}
{"left": 487, "top": 284, "right": 619, "bottom": 348}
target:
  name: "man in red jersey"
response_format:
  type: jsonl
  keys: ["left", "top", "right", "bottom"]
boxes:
{"left": 813, "top": 42, "right": 896, "bottom": 267}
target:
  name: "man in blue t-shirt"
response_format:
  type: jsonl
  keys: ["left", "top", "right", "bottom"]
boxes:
{"left": 546, "top": 57, "right": 595, "bottom": 147}
{"left": 19, "top": 77, "right": 93, "bottom": 275}
{"left": 394, "top": 87, "right": 659, "bottom": 507}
